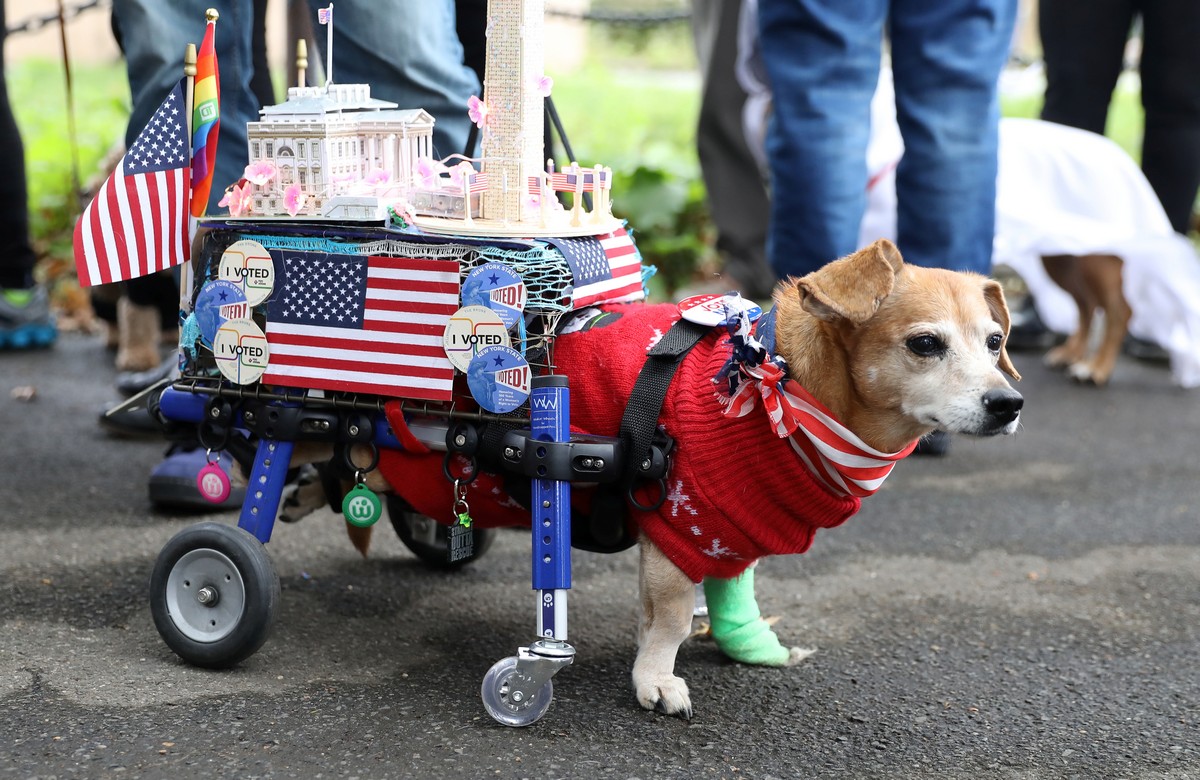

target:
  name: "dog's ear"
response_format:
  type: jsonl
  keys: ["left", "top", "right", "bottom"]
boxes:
{"left": 797, "top": 239, "right": 904, "bottom": 325}
{"left": 982, "top": 279, "right": 1021, "bottom": 380}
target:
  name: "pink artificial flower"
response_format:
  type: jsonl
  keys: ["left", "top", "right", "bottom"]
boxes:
{"left": 448, "top": 160, "right": 476, "bottom": 190}
{"left": 219, "top": 180, "right": 253, "bottom": 217}
{"left": 467, "top": 95, "right": 490, "bottom": 129}
{"left": 414, "top": 156, "right": 447, "bottom": 188}
{"left": 362, "top": 168, "right": 392, "bottom": 188}
{"left": 283, "top": 183, "right": 307, "bottom": 217}
{"left": 242, "top": 161, "right": 276, "bottom": 186}
{"left": 524, "top": 192, "right": 564, "bottom": 213}
{"left": 387, "top": 197, "right": 416, "bottom": 226}
{"left": 533, "top": 75, "right": 553, "bottom": 98}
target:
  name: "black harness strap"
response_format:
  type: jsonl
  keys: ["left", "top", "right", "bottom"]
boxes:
{"left": 582, "top": 318, "right": 712, "bottom": 551}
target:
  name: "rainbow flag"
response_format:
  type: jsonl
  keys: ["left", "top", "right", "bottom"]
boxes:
{"left": 190, "top": 17, "right": 220, "bottom": 217}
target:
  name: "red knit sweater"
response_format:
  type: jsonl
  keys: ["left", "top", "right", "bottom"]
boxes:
{"left": 378, "top": 303, "right": 862, "bottom": 582}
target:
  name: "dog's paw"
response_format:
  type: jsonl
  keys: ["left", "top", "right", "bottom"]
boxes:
{"left": 279, "top": 465, "right": 325, "bottom": 523}
{"left": 1043, "top": 347, "right": 1073, "bottom": 369}
{"left": 784, "top": 646, "right": 817, "bottom": 666}
{"left": 1067, "top": 362, "right": 1107, "bottom": 386}
{"left": 635, "top": 674, "right": 692, "bottom": 719}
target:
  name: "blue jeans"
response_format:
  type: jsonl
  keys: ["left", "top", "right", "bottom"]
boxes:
{"left": 114, "top": 0, "right": 480, "bottom": 216}
{"left": 114, "top": 0, "right": 259, "bottom": 217}
{"left": 758, "top": 0, "right": 1017, "bottom": 277}
{"left": 305, "top": 1, "right": 480, "bottom": 160}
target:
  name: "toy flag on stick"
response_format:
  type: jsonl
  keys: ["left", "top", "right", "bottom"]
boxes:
{"left": 190, "top": 13, "right": 220, "bottom": 217}
{"left": 318, "top": 4, "right": 334, "bottom": 85}
{"left": 72, "top": 79, "right": 191, "bottom": 287}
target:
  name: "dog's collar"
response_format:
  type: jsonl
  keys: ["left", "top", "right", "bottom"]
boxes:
{"left": 713, "top": 306, "right": 915, "bottom": 498}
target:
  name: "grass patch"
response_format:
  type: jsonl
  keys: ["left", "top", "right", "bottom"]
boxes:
{"left": 11, "top": 58, "right": 129, "bottom": 251}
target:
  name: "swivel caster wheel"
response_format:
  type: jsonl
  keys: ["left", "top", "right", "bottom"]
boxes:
{"left": 481, "top": 656, "right": 554, "bottom": 727}
{"left": 150, "top": 521, "right": 280, "bottom": 668}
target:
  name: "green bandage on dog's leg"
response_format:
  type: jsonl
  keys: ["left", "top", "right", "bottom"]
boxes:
{"left": 703, "top": 567, "right": 812, "bottom": 667}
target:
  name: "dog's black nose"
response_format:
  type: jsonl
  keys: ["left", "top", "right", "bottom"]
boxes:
{"left": 982, "top": 387, "right": 1024, "bottom": 424}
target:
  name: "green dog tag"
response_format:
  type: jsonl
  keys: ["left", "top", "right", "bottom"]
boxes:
{"left": 342, "top": 483, "right": 382, "bottom": 527}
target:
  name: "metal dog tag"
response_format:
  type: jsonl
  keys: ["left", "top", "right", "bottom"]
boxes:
{"left": 448, "top": 516, "right": 474, "bottom": 563}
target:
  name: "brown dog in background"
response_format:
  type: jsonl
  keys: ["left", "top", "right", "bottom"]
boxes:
{"left": 1040, "top": 253, "right": 1131, "bottom": 386}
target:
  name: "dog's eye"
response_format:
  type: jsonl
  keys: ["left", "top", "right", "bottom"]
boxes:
{"left": 906, "top": 334, "right": 945, "bottom": 357}
{"left": 987, "top": 333, "right": 1004, "bottom": 352}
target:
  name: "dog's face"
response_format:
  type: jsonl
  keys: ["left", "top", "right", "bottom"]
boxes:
{"left": 792, "top": 240, "right": 1022, "bottom": 448}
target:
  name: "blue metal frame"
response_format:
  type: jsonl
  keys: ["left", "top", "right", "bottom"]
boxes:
{"left": 529, "top": 375, "right": 572, "bottom": 640}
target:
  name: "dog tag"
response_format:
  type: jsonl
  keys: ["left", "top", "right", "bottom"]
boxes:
{"left": 196, "top": 455, "right": 232, "bottom": 504}
{"left": 342, "top": 483, "right": 382, "bottom": 528}
{"left": 449, "top": 479, "right": 474, "bottom": 563}
{"left": 449, "top": 513, "right": 475, "bottom": 563}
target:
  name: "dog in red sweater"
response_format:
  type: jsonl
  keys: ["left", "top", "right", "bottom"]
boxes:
{"left": 282, "top": 239, "right": 1023, "bottom": 717}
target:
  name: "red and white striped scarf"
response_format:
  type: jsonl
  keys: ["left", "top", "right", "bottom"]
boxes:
{"left": 718, "top": 357, "right": 916, "bottom": 498}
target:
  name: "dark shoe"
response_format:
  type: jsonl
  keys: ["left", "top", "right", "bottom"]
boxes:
{"left": 97, "top": 402, "right": 161, "bottom": 438}
{"left": 1122, "top": 334, "right": 1170, "bottom": 364}
{"left": 1005, "top": 295, "right": 1058, "bottom": 352}
{"left": 98, "top": 379, "right": 172, "bottom": 438}
{"left": 116, "top": 354, "right": 177, "bottom": 397}
{"left": 913, "top": 430, "right": 951, "bottom": 456}
{"left": 149, "top": 444, "right": 245, "bottom": 512}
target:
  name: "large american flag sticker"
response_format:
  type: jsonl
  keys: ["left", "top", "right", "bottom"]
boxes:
{"left": 264, "top": 251, "right": 460, "bottom": 401}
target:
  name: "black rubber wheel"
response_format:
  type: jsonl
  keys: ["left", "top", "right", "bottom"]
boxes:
{"left": 149, "top": 521, "right": 280, "bottom": 668}
{"left": 386, "top": 495, "right": 494, "bottom": 568}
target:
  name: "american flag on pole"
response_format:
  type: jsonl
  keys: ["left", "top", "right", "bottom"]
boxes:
{"left": 550, "top": 168, "right": 601, "bottom": 193}
{"left": 527, "top": 175, "right": 544, "bottom": 194}
{"left": 264, "top": 252, "right": 460, "bottom": 401}
{"left": 547, "top": 227, "right": 644, "bottom": 308}
{"left": 465, "top": 171, "right": 490, "bottom": 194}
{"left": 73, "top": 79, "right": 191, "bottom": 287}
{"left": 318, "top": 4, "right": 332, "bottom": 24}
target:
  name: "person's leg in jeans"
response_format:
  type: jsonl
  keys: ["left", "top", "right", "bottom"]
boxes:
{"left": 888, "top": 0, "right": 1017, "bottom": 273}
{"left": 306, "top": 0, "right": 480, "bottom": 158}
{"left": 1139, "top": 0, "right": 1200, "bottom": 235}
{"left": 758, "top": 0, "right": 887, "bottom": 279}
{"left": 110, "top": 0, "right": 259, "bottom": 370}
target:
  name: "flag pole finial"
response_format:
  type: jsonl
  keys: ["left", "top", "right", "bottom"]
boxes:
{"left": 205, "top": 8, "right": 219, "bottom": 22}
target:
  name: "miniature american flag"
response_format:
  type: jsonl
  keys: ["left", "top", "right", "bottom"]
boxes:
{"left": 318, "top": 5, "right": 332, "bottom": 24}
{"left": 549, "top": 227, "right": 644, "bottom": 308}
{"left": 551, "top": 169, "right": 601, "bottom": 193}
{"left": 264, "top": 252, "right": 460, "bottom": 401}
{"left": 72, "top": 79, "right": 190, "bottom": 287}
{"left": 465, "top": 171, "right": 490, "bottom": 194}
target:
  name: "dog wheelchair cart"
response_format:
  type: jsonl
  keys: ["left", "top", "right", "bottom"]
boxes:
{"left": 148, "top": 219, "right": 652, "bottom": 726}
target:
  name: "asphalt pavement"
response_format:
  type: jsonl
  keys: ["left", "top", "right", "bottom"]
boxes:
{"left": 1, "top": 331, "right": 1197, "bottom": 779}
